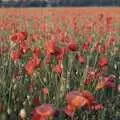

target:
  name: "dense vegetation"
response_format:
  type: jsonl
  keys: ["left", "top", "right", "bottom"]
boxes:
{"left": 0, "top": 0, "right": 120, "bottom": 7}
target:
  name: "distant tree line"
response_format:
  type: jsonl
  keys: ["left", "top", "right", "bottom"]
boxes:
{"left": 0, "top": 1, "right": 47, "bottom": 7}
{"left": 59, "top": 0, "right": 120, "bottom": 6}
{"left": 0, "top": 0, "right": 120, "bottom": 7}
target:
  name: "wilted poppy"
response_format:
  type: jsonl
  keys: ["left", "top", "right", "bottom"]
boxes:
{"left": 96, "top": 75, "right": 116, "bottom": 90}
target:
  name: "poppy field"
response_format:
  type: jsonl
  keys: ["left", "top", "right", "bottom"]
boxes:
{"left": 0, "top": 8, "right": 120, "bottom": 120}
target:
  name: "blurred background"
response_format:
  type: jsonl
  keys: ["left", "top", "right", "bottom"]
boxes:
{"left": 0, "top": 0, "right": 120, "bottom": 7}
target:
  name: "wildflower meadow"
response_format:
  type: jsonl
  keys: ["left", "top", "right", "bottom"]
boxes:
{"left": 0, "top": 8, "right": 120, "bottom": 120}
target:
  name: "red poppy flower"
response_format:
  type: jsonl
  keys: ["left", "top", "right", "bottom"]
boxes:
{"left": 11, "top": 50, "right": 22, "bottom": 62}
{"left": 81, "top": 90, "right": 103, "bottom": 111}
{"left": 53, "top": 64, "right": 63, "bottom": 75}
{"left": 10, "top": 31, "right": 27, "bottom": 44}
{"left": 99, "top": 57, "right": 108, "bottom": 68}
{"left": 56, "top": 48, "right": 68, "bottom": 62}
{"left": 106, "top": 16, "right": 113, "bottom": 25}
{"left": 20, "top": 41, "right": 30, "bottom": 54}
{"left": 32, "top": 113, "right": 45, "bottom": 120}
{"left": 32, "top": 34, "right": 40, "bottom": 41}
{"left": 32, "top": 104, "right": 54, "bottom": 120}
{"left": 65, "top": 90, "right": 103, "bottom": 117}
{"left": 68, "top": 40, "right": 78, "bottom": 51}
{"left": 25, "top": 56, "right": 40, "bottom": 75}
{"left": 40, "top": 23, "right": 47, "bottom": 32}
{"left": 33, "top": 47, "right": 41, "bottom": 57}
{"left": 76, "top": 54, "right": 86, "bottom": 64}
{"left": 81, "top": 91, "right": 96, "bottom": 106}
{"left": 33, "top": 56, "right": 41, "bottom": 66}
{"left": 42, "top": 88, "right": 49, "bottom": 95}
{"left": 64, "top": 104, "right": 75, "bottom": 118}
{"left": 94, "top": 42, "right": 102, "bottom": 52}
{"left": 82, "top": 42, "right": 89, "bottom": 51}
{"left": 45, "top": 40, "right": 59, "bottom": 55}
{"left": 10, "top": 34, "right": 18, "bottom": 43}
{"left": 66, "top": 91, "right": 88, "bottom": 109}
{"left": 25, "top": 63, "right": 35, "bottom": 76}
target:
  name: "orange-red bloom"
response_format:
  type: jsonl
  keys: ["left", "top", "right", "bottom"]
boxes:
{"left": 65, "top": 90, "right": 103, "bottom": 116}
{"left": 81, "top": 91, "right": 96, "bottom": 106}
{"left": 32, "top": 104, "right": 55, "bottom": 120}
{"left": 66, "top": 91, "right": 88, "bottom": 109}
{"left": 65, "top": 90, "right": 103, "bottom": 117}
{"left": 10, "top": 31, "right": 27, "bottom": 44}
{"left": 25, "top": 56, "right": 40, "bottom": 75}
{"left": 99, "top": 57, "right": 108, "bottom": 68}
{"left": 45, "top": 40, "right": 60, "bottom": 55}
